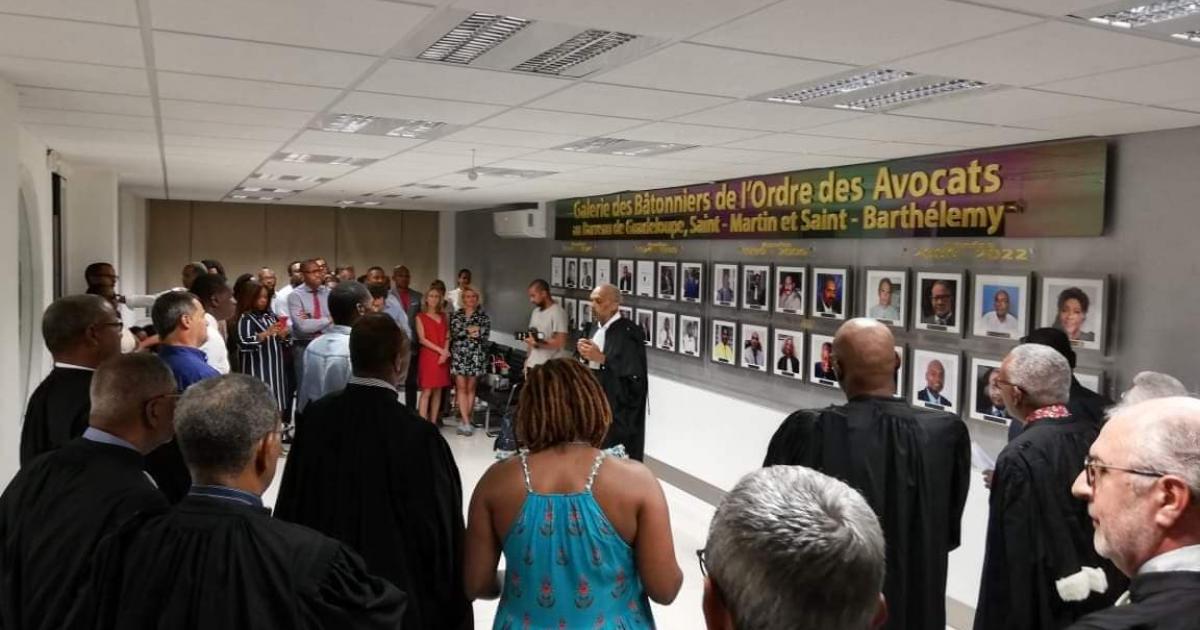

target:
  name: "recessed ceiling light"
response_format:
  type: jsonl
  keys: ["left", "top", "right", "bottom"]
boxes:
{"left": 250, "top": 172, "right": 333, "bottom": 184}
{"left": 271, "top": 152, "right": 378, "bottom": 167}
{"left": 236, "top": 186, "right": 298, "bottom": 194}
{"left": 338, "top": 199, "right": 382, "bottom": 206}
{"left": 765, "top": 69, "right": 915, "bottom": 105}
{"left": 312, "top": 113, "right": 456, "bottom": 139}
{"left": 1173, "top": 29, "right": 1200, "bottom": 41}
{"left": 554, "top": 137, "right": 697, "bottom": 157}
{"left": 1086, "top": 0, "right": 1200, "bottom": 28}
{"left": 321, "top": 113, "right": 376, "bottom": 134}
{"left": 228, "top": 193, "right": 280, "bottom": 201}
{"left": 457, "top": 166, "right": 557, "bottom": 179}
{"left": 514, "top": 29, "right": 638, "bottom": 75}
{"left": 833, "top": 78, "right": 986, "bottom": 111}
{"left": 418, "top": 12, "right": 531, "bottom": 65}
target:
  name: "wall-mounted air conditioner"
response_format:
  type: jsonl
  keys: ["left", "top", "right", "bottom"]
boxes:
{"left": 493, "top": 206, "right": 546, "bottom": 239}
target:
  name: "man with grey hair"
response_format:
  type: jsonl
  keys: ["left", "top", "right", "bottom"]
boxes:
{"left": 1, "top": 354, "right": 176, "bottom": 630}
{"left": 701, "top": 466, "right": 888, "bottom": 630}
{"left": 20, "top": 295, "right": 124, "bottom": 465}
{"left": 976, "top": 344, "right": 1125, "bottom": 630}
{"left": 69, "top": 374, "right": 408, "bottom": 629}
{"left": 1068, "top": 396, "right": 1200, "bottom": 628}
{"left": 1115, "top": 371, "right": 1189, "bottom": 409}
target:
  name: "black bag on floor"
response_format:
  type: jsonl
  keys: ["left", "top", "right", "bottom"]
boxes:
{"left": 492, "top": 382, "right": 522, "bottom": 452}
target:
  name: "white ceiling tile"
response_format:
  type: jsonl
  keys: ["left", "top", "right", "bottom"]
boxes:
{"left": 932, "top": 126, "right": 1067, "bottom": 148}
{"left": 156, "top": 72, "right": 341, "bottom": 110}
{"left": 825, "top": 141, "right": 966, "bottom": 160}
{"left": 442, "top": 126, "right": 586, "bottom": 149}
{"left": 17, "top": 87, "right": 153, "bottom": 115}
{"left": 527, "top": 83, "right": 731, "bottom": 119}
{"left": 449, "top": 0, "right": 778, "bottom": 39}
{"left": 896, "top": 21, "right": 1197, "bottom": 87}
{"left": 693, "top": 0, "right": 1039, "bottom": 65}
{"left": 0, "top": 56, "right": 148, "bottom": 94}
{"left": 1016, "top": 105, "right": 1200, "bottom": 136}
{"left": 0, "top": 14, "right": 144, "bottom": 66}
{"left": 895, "top": 87, "right": 1125, "bottom": 126}
{"left": 284, "top": 129, "right": 423, "bottom": 158}
{"left": 253, "top": 160, "right": 357, "bottom": 178}
{"left": 164, "top": 135, "right": 281, "bottom": 152}
{"left": 0, "top": 0, "right": 138, "bottom": 25}
{"left": 481, "top": 108, "right": 645, "bottom": 136}
{"left": 479, "top": 158, "right": 592, "bottom": 173}
{"left": 1167, "top": 97, "right": 1200, "bottom": 113}
{"left": 336, "top": 91, "right": 506, "bottom": 125}
{"left": 150, "top": 0, "right": 431, "bottom": 55}
{"left": 159, "top": 100, "right": 315, "bottom": 127}
{"left": 516, "top": 150, "right": 643, "bottom": 166}
{"left": 804, "top": 114, "right": 993, "bottom": 143}
{"left": 161, "top": 119, "right": 298, "bottom": 141}
{"left": 1034, "top": 57, "right": 1200, "bottom": 105}
{"left": 613, "top": 122, "right": 765, "bottom": 145}
{"left": 18, "top": 108, "right": 154, "bottom": 131}
{"left": 153, "top": 32, "right": 375, "bottom": 88}
{"left": 371, "top": 151, "right": 474, "bottom": 169}
{"left": 957, "top": 0, "right": 1122, "bottom": 16}
{"left": 360, "top": 60, "right": 571, "bottom": 106}
{"left": 661, "top": 146, "right": 791, "bottom": 164}
{"left": 25, "top": 124, "right": 159, "bottom": 146}
{"left": 669, "top": 101, "right": 867, "bottom": 132}
{"left": 720, "top": 133, "right": 880, "bottom": 154}
{"left": 410, "top": 140, "right": 537, "bottom": 161}
{"left": 595, "top": 42, "right": 852, "bottom": 98}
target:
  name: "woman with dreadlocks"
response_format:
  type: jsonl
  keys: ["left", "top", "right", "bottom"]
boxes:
{"left": 462, "top": 358, "right": 682, "bottom": 629}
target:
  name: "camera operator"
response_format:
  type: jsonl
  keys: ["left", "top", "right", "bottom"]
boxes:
{"left": 522, "top": 279, "right": 570, "bottom": 369}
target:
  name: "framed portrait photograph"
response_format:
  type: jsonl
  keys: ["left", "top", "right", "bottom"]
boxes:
{"left": 711, "top": 319, "right": 737, "bottom": 365}
{"left": 741, "top": 264, "right": 770, "bottom": 311}
{"left": 616, "top": 259, "right": 635, "bottom": 295}
{"left": 712, "top": 263, "right": 739, "bottom": 308}
{"left": 740, "top": 323, "right": 769, "bottom": 371}
{"left": 969, "top": 356, "right": 1011, "bottom": 426}
{"left": 636, "top": 260, "right": 656, "bottom": 298}
{"left": 809, "top": 334, "right": 839, "bottom": 389}
{"left": 618, "top": 305, "right": 633, "bottom": 321}
{"left": 812, "top": 267, "right": 849, "bottom": 320}
{"left": 771, "top": 328, "right": 804, "bottom": 380}
{"left": 579, "top": 258, "right": 595, "bottom": 290}
{"left": 915, "top": 271, "right": 964, "bottom": 335}
{"left": 863, "top": 268, "right": 907, "bottom": 328}
{"left": 636, "top": 308, "right": 654, "bottom": 346}
{"left": 657, "top": 261, "right": 678, "bottom": 301}
{"left": 579, "top": 301, "right": 593, "bottom": 328}
{"left": 594, "top": 258, "right": 611, "bottom": 287}
{"left": 550, "top": 257, "right": 563, "bottom": 288}
{"left": 972, "top": 273, "right": 1030, "bottom": 341}
{"left": 679, "top": 315, "right": 702, "bottom": 358}
{"left": 1039, "top": 275, "right": 1107, "bottom": 351}
{"left": 680, "top": 262, "right": 703, "bottom": 303}
{"left": 892, "top": 345, "right": 906, "bottom": 398}
{"left": 565, "top": 258, "right": 579, "bottom": 289}
{"left": 656, "top": 311, "right": 677, "bottom": 352}
{"left": 1075, "top": 369, "right": 1106, "bottom": 397}
{"left": 775, "top": 266, "right": 806, "bottom": 315}
{"left": 911, "top": 348, "right": 961, "bottom": 413}
{"left": 563, "top": 298, "right": 578, "bottom": 331}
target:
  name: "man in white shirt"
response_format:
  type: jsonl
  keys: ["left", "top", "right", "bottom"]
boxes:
{"left": 272, "top": 260, "right": 303, "bottom": 329}
{"left": 447, "top": 268, "right": 471, "bottom": 312}
{"left": 524, "top": 280, "right": 570, "bottom": 369}
{"left": 298, "top": 282, "right": 370, "bottom": 411}
{"left": 980, "top": 289, "right": 1019, "bottom": 335}
{"left": 188, "top": 273, "right": 234, "bottom": 374}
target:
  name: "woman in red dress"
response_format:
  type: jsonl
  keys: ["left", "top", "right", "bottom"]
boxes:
{"left": 415, "top": 285, "right": 452, "bottom": 423}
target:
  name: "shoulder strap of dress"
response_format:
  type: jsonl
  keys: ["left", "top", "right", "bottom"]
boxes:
{"left": 518, "top": 449, "right": 533, "bottom": 493}
{"left": 584, "top": 449, "right": 607, "bottom": 492}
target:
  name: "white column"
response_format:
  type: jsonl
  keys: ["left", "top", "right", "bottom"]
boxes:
{"left": 438, "top": 209, "right": 456, "bottom": 283}
{"left": 0, "top": 78, "right": 21, "bottom": 484}
{"left": 118, "top": 189, "right": 147, "bottom": 295}
{"left": 62, "top": 165, "right": 119, "bottom": 295}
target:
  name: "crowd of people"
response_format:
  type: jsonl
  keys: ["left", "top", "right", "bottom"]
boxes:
{"left": 1, "top": 258, "right": 1198, "bottom": 630}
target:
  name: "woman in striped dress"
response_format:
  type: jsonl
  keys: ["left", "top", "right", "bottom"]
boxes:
{"left": 233, "top": 280, "right": 290, "bottom": 410}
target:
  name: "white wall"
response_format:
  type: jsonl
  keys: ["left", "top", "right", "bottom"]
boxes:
{"left": 118, "top": 190, "right": 147, "bottom": 296}
{"left": 0, "top": 78, "right": 21, "bottom": 484}
{"left": 438, "top": 209, "right": 456, "bottom": 283}
{"left": 62, "top": 164, "right": 119, "bottom": 295}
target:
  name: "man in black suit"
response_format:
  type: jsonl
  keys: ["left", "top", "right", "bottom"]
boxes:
{"left": 578, "top": 283, "right": 648, "bottom": 461}
{"left": 917, "top": 360, "right": 953, "bottom": 407}
{"left": 20, "top": 294, "right": 124, "bottom": 465}
{"left": 816, "top": 276, "right": 842, "bottom": 315}
{"left": 618, "top": 265, "right": 633, "bottom": 292}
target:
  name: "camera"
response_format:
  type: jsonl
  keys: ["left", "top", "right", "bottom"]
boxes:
{"left": 514, "top": 328, "right": 546, "bottom": 341}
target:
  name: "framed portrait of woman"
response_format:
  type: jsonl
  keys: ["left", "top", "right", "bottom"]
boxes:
{"left": 1038, "top": 275, "right": 1107, "bottom": 352}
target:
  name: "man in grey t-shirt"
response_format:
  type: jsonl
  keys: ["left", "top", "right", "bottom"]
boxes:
{"left": 525, "top": 279, "right": 570, "bottom": 368}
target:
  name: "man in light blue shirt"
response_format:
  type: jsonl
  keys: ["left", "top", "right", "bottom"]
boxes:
{"left": 287, "top": 260, "right": 333, "bottom": 390}
{"left": 298, "top": 282, "right": 371, "bottom": 411}
{"left": 364, "top": 266, "right": 411, "bottom": 340}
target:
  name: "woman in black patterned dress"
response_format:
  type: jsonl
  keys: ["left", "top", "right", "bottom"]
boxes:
{"left": 450, "top": 285, "right": 490, "bottom": 436}
{"left": 233, "top": 280, "right": 290, "bottom": 410}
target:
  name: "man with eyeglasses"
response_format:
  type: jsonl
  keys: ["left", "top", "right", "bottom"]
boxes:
{"left": 1065, "top": 396, "right": 1200, "bottom": 629}
{"left": 975, "top": 344, "right": 1126, "bottom": 630}
{"left": 19, "top": 295, "right": 124, "bottom": 465}
{"left": 1, "top": 354, "right": 176, "bottom": 630}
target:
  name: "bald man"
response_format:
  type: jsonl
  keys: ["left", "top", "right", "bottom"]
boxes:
{"left": 1, "top": 354, "right": 176, "bottom": 630}
{"left": 578, "top": 283, "right": 648, "bottom": 460}
{"left": 764, "top": 318, "right": 970, "bottom": 630}
{"left": 917, "top": 360, "right": 953, "bottom": 407}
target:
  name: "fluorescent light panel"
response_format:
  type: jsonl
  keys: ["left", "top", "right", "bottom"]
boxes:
{"left": 513, "top": 29, "right": 638, "bottom": 75}
{"left": 766, "top": 69, "right": 914, "bottom": 105}
{"left": 834, "top": 79, "right": 986, "bottom": 111}
{"left": 339, "top": 199, "right": 382, "bottom": 206}
{"left": 457, "top": 166, "right": 557, "bottom": 179}
{"left": 228, "top": 194, "right": 279, "bottom": 201}
{"left": 1172, "top": 29, "right": 1200, "bottom": 40}
{"left": 235, "top": 186, "right": 299, "bottom": 194}
{"left": 272, "top": 152, "right": 378, "bottom": 167}
{"left": 418, "top": 12, "right": 531, "bottom": 64}
{"left": 554, "top": 137, "right": 697, "bottom": 157}
{"left": 250, "top": 172, "right": 333, "bottom": 183}
{"left": 1087, "top": 0, "right": 1200, "bottom": 28}
{"left": 313, "top": 113, "right": 455, "bottom": 139}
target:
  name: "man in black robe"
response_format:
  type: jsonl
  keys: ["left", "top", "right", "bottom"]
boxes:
{"left": 67, "top": 374, "right": 406, "bottom": 629}
{"left": 763, "top": 318, "right": 970, "bottom": 630}
{"left": 1009, "top": 327, "right": 1113, "bottom": 442}
{"left": 1068, "top": 396, "right": 1200, "bottom": 630}
{"left": 577, "top": 283, "right": 648, "bottom": 461}
{"left": 976, "top": 344, "right": 1125, "bottom": 630}
{"left": 276, "top": 314, "right": 470, "bottom": 629}
{"left": 19, "top": 295, "right": 123, "bottom": 466}
{"left": 1, "top": 354, "right": 176, "bottom": 630}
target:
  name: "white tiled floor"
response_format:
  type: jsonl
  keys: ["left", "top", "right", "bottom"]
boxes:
{"left": 264, "top": 427, "right": 714, "bottom": 629}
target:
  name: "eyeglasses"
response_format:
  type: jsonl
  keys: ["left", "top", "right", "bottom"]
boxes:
{"left": 993, "top": 378, "right": 1023, "bottom": 393}
{"left": 1082, "top": 455, "right": 1164, "bottom": 487}
{"left": 696, "top": 548, "right": 708, "bottom": 577}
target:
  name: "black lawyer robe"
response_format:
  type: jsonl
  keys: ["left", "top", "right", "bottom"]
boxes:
{"left": 584, "top": 316, "right": 648, "bottom": 461}
{"left": 0, "top": 438, "right": 167, "bottom": 630}
{"left": 66, "top": 495, "right": 407, "bottom": 630}
{"left": 1069, "top": 571, "right": 1200, "bottom": 630}
{"left": 18, "top": 367, "right": 93, "bottom": 466}
{"left": 976, "top": 415, "right": 1126, "bottom": 630}
{"left": 1009, "top": 378, "right": 1113, "bottom": 441}
{"left": 763, "top": 396, "right": 971, "bottom": 630}
{"left": 275, "top": 383, "right": 471, "bottom": 630}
